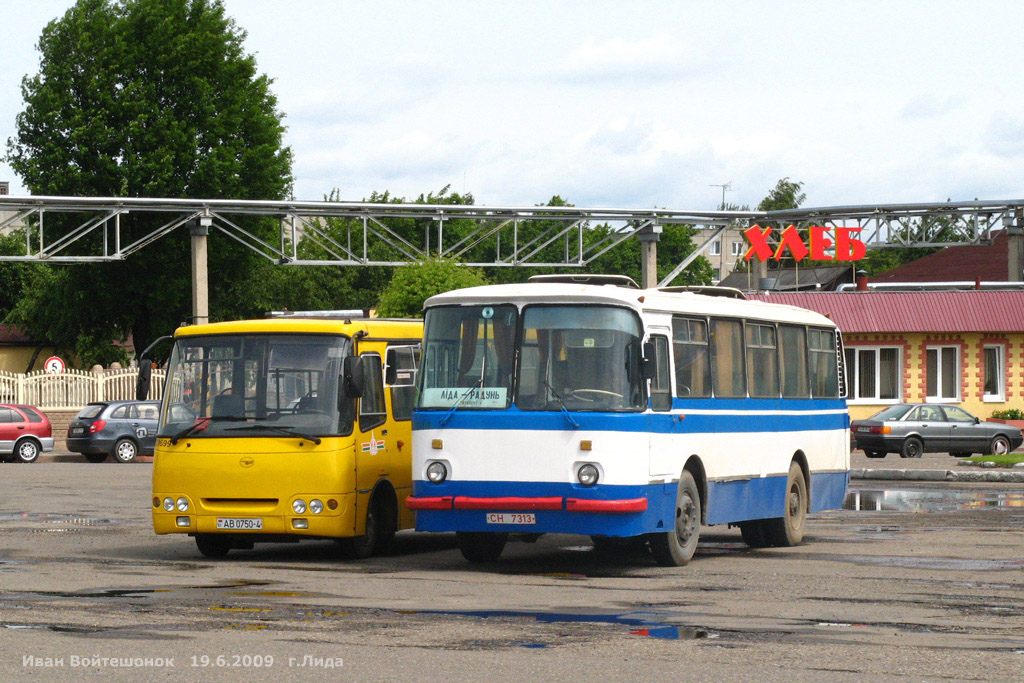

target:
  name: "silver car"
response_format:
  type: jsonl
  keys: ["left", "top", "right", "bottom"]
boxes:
{"left": 851, "top": 403, "right": 1023, "bottom": 459}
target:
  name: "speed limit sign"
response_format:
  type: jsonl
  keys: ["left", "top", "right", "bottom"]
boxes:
{"left": 44, "top": 356, "right": 66, "bottom": 375}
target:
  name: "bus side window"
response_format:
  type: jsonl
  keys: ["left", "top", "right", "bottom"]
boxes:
{"left": 808, "top": 329, "right": 840, "bottom": 398}
{"left": 359, "top": 354, "right": 387, "bottom": 432}
{"left": 672, "top": 317, "right": 710, "bottom": 398}
{"left": 650, "top": 335, "right": 672, "bottom": 411}
{"left": 710, "top": 319, "right": 745, "bottom": 398}
{"left": 779, "top": 325, "right": 809, "bottom": 398}
{"left": 386, "top": 345, "right": 419, "bottom": 422}
{"left": 745, "top": 323, "right": 779, "bottom": 398}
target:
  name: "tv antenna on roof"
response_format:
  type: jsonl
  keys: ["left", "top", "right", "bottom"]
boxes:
{"left": 710, "top": 181, "right": 732, "bottom": 209}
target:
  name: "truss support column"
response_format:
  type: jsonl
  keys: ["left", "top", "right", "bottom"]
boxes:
{"left": 1008, "top": 210, "right": 1024, "bottom": 282}
{"left": 637, "top": 224, "right": 662, "bottom": 289}
{"left": 191, "top": 216, "right": 212, "bottom": 325}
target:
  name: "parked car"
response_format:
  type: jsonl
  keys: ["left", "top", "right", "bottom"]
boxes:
{"left": 851, "top": 403, "right": 1024, "bottom": 459}
{"left": 0, "top": 404, "right": 54, "bottom": 463}
{"left": 66, "top": 401, "right": 161, "bottom": 463}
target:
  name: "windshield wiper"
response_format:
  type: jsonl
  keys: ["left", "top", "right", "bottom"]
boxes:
{"left": 225, "top": 424, "right": 322, "bottom": 445}
{"left": 168, "top": 416, "right": 248, "bottom": 444}
{"left": 542, "top": 379, "right": 580, "bottom": 429}
{"left": 439, "top": 378, "right": 483, "bottom": 427}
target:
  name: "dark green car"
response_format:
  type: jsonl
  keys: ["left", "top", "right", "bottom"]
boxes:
{"left": 852, "top": 403, "right": 1023, "bottom": 459}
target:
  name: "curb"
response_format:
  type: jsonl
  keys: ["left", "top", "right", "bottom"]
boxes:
{"left": 852, "top": 468, "right": 1024, "bottom": 483}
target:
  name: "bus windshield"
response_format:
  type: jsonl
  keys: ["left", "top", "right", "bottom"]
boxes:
{"left": 418, "top": 305, "right": 518, "bottom": 410}
{"left": 158, "top": 334, "right": 351, "bottom": 439}
{"left": 517, "top": 305, "right": 645, "bottom": 412}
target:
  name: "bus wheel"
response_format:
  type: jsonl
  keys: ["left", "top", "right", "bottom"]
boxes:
{"left": 648, "top": 470, "right": 701, "bottom": 567}
{"left": 340, "top": 499, "right": 381, "bottom": 560}
{"left": 456, "top": 532, "right": 508, "bottom": 563}
{"left": 764, "top": 462, "right": 807, "bottom": 547}
{"left": 739, "top": 520, "right": 769, "bottom": 548}
{"left": 195, "top": 534, "right": 232, "bottom": 558}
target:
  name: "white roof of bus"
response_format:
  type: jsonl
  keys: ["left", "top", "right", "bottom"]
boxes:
{"left": 424, "top": 283, "right": 838, "bottom": 329}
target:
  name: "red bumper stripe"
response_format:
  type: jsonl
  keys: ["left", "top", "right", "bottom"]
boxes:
{"left": 566, "top": 497, "right": 648, "bottom": 513}
{"left": 406, "top": 496, "right": 454, "bottom": 510}
{"left": 453, "top": 496, "right": 563, "bottom": 511}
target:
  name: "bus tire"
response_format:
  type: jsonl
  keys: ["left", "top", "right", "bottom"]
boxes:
{"left": 456, "top": 532, "right": 507, "bottom": 563}
{"left": 339, "top": 497, "right": 383, "bottom": 560}
{"left": 648, "top": 470, "right": 701, "bottom": 567}
{"left": 195, "top": 534, "right": 232, "bottom": 558}
{"left": 763, "top": 462, "right": 807, "bottom": 547}
{"left": 739, "top": 520, "right": 769, "bottom": 548}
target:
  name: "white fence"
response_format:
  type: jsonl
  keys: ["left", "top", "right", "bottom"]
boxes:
{"left": 0, "top": 368, "right": 166, "bottom": 409}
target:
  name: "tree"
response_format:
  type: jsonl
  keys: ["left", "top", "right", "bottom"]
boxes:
{"left": 376, "top": 259, "right": 487, "bottom": 318}
{"left": 757, "top": 178, "right": 806, "bottom": 213}
{"left": 4, "top": 0, "right": 292, "bottom": 365}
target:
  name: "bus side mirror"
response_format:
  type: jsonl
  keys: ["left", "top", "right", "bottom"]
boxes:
{"left": 341, "top": 356, "right": 365, "bottom": 399}
{"left": 136, "top": 359, "right": 153, "bottom": 401}
{"left": 641, "top": 341, "right": 657, "bottom": 380}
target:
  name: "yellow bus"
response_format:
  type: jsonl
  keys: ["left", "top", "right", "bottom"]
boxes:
{"left": 150, "top": 315, "right": 422, "bottom": 558}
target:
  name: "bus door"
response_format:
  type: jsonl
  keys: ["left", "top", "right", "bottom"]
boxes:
{"left": 646, "top": 330, "right": 677, "bottom": 476}
{"left": 354, "top": 352, "right": 389, "bottom": 532}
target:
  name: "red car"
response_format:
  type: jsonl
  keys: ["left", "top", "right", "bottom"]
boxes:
{"left": 0, "top": 404, "right": 54, "bottom": 463}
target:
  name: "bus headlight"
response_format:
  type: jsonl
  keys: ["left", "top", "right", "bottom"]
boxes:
{"left": 162, "top": 497, "right": 174, "bottom": 512}
{"left": 426, "top": 461, "right": 448, "bottom": 484}
{"left": 292, "top": 499, "right": 307, "bottom": 514}
{"left": 176, "top": 497, "right": 189, "bottom": 512}
{"left": 309, "top": 499, "right": 324, "bottom": 514}
{"left": 577, "top": 464, "right": 599, "bottom": 487}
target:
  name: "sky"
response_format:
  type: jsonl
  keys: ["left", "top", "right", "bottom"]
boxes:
{"left": 2, "top": 0, "right": 1023, "bottom": 211}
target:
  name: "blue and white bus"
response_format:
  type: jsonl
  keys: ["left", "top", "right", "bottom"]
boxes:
{"left": 408, "top": 276, "right": 849, "bottom": 566}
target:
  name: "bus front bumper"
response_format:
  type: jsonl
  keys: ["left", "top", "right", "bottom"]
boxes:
{"left": 152, "top": 492, "right": 355, "bottom": 537}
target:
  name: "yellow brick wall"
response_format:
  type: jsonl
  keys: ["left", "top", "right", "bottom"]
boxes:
{"left": 845, "top": 332, "right": 1024, "bottom": 420}
{"left": 0, "top": 346, "right": 59, "bottom": 373}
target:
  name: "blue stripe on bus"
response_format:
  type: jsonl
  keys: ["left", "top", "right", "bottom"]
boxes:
{"left": 413, "top": 403, "right": 850, "bottom": 433}
{"left": 411, "top": 471, "right": 848, "bottom": 535}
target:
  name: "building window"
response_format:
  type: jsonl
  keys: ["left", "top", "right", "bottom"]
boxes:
{"left": 926, "top": 346, "right": 959, "bottom": 401}
{"left": 983, "top": 345, "right": 1005, "bottom": 402}
{"left": 843, "top": 346, "right": 900, "bottom": 402}
{"left": 730, "top": 241, "right": 744, "bottom": 256}
{"left": 710, "top": 239, "right": 721, "bottom": 256}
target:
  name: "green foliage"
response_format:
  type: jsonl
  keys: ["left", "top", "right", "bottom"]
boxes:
{"left": 990, "top": 408, "right": 1024, "bottom": 420}
{"left": 376, "top": 260, "right": 487, "bottom": 318}
{"left": 757, "top": 178, "right": 806, "bottom": 212}
{"left": 4, "top": 0, "right": 293, "bottom": 364}
{"left": 964, "top": 454, "right": 1024, "bottom": 466}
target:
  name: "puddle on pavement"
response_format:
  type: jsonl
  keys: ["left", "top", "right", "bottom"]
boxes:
{"left": 23, "top": 579, "right": 273, "bottom": 600}
{"left": 416, "top": 608, "right": 717, "bottom": 641}
{"left": 844, "top": 489, "right": 1024, "bottom": 513}
{"left": 0, "top": 512, "right": 127, "bottom": 531}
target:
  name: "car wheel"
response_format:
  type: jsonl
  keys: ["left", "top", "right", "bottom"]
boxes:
{"left": 456, "top": 532, "right": 508, "bottom": 563}
{"left": 648, "top": 470, "right": 701, "bottom": 566}
{"left": 900, "top": 436, "right": 923, "bottom": 459}
{"left": 84, "top": 453, "right": 108, "bottom": 463}
{"left": 195, "top": 534, "right": 232, "bottom": 558}
{"left": 865, "top": 450, "right": 887, "bottom": 459}
{"left": 763, "top": 462, "right": 808, "bottom": 547}
{"left": 989, "top": 435, "right": 1011, "bottom": 456}
{"left": 112, "top": 438, "right": 138, "bottom": 463}
{"left": 15, "top": 439, "right": 40, "bottom": 463}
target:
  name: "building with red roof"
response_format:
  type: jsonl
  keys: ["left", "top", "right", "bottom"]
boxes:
{"left": 747, "top": 290, "right": 1024, "bottom": 420}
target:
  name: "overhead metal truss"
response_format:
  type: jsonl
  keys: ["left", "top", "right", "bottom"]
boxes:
{"left": 0, "top": 195, "right": 1021, "bottom": 267}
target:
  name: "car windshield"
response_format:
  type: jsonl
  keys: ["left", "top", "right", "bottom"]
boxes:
{"left": 868, "top": 404, "right": 913, "bottom": 421}
{"left": 158, "top": 333, "right": 351, "bottom": 438}
{"left": 517, "top": 305, "right": 645, "bottom": 412}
